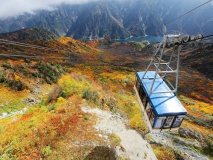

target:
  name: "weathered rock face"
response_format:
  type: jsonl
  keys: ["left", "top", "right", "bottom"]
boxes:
{"left": 179, "top": 127, "right": 204, "bottom": 140}
{"left": 66, "top": 2, "right": 131, "bottom": 40}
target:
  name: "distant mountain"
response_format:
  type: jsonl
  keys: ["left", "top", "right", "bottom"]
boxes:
{"left": 0, "top": 0, "right": 212, "bottom": 39}
{"left": 66, "top": 0, "right": 165, "bottom": 39}
{"left": 0, "top": 27, "right": 57, "bottom": 42}
{"left": 123, "top": 0, "right": 165, "bottom": 37}
{"left": 0, "top": 5, "right": 80, "bottom": 37}
{"left": 155, "top": 0, "right": 213, "bottom": 35}
{"left": 66, "top": 2, "right": 131, "bottom": 39}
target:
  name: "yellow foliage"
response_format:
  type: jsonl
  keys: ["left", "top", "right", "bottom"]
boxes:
{"left": 108, "top": 133, "right": 121, "bottom": 147}
{"left": 14, "top": 74, "right": 21, "bottom": 81}
{"left": 0, "top": 86, "right": 26, "bottom": 104}
{"left": 152, "top": 144, "right": 176, "bottom": 160}
{"left": 199, "top": 103, "right": 213, "bottom": 114}
{"left": 57, "top": 97, "right": 66, "bottom": 103}
{"left": 130, "top": 113, "right": 148, "bottom": 134}
{"left": 58, "top": 74, "right": 92, "bottom": 97}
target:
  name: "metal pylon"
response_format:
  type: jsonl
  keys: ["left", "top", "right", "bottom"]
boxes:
{"left": 142, "top": 35, "right": 188, "bottom": 96}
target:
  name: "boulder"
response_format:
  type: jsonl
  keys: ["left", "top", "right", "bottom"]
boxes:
{"left": 179, "top": 128, "right": 204, "bottom": 140}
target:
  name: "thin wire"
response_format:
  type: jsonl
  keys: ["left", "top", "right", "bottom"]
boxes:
{"left": 178, "top": 34, "right": 213, "bottom": 44}
{"left": 0, "top": 54, "right": 78, "bottom": 60}
{"left": 0, "top": 39, "right": 58, "bottom": 51}
{"left": 189, "top": 34, "right": 213, "bottom": 42}
{"left": 165, "top": 0, "right": 212, "bottom": 25}
{"left": 201, "top": 37, "right": 213, "bottom": 41}
{"left": 202, "top": 34, "right": 213, "bottom": 39}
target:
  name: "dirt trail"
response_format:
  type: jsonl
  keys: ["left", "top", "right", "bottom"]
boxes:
{"left": 82, "top": 106, "right": 157, "bottom": 160}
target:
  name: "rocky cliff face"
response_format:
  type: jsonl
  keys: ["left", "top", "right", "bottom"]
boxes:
{"left": 0, "top": 0, "right": 212, "bottom": 39}
{"left": 0, "top": 4, "right": 80, "bottom": 37}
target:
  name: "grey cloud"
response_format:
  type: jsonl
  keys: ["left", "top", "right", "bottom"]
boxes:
{"left": 0, "top": 0, "right": 98, "bottom": 19}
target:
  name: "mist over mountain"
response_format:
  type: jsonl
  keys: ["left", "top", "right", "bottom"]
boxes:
{"left": 0, "top": 0, "right": 212, "bottom": 39}
{"left": 155, "top": 0, "right": 213, "bottom": 35}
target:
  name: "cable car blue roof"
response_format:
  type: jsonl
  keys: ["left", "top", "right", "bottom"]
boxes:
{"left": 136, "top": 71, "right": 187, "bottom": 116}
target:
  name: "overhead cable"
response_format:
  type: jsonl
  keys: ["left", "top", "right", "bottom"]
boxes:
{"left": 0, "top": 39, "right": 58, "bottom": 51}
{"left": 0, "top": 53, "right": 77, "bottom": 60}
{"left": 165, "top": 0, "right": 212, "bottom": 25}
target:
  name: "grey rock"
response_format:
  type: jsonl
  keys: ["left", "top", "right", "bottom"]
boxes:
{"left": 179, "top": 127, "right": 204, "bottom": 140}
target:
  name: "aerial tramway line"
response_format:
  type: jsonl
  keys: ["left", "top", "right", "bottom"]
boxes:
{"left": 134, "top": 0, "right": 213, "bottom": 132}
{"left": 134, "top": 34, "right": 203, "bottom": 132}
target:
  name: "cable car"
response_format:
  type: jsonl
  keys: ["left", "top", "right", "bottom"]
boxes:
{"left": 134, "top": 34, "right": 202, "bottom": 132}
{"left": 135, "top": 71, "right": 187, "bottom": 132}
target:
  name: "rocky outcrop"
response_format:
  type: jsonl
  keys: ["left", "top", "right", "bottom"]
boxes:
{"left": 149, "top": 130, "right": 210, "bottom": 160}
{"left": 178, "top": 127, "right": 204, "bottom": 140}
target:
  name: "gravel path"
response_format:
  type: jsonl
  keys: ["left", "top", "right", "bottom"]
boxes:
{"left": 82, "top": 106, "right": 157, "bottom": 160}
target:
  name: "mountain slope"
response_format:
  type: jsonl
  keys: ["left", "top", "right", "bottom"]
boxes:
{"left": 181, "top": 43, "right": 213, "bottom": 80}
{"left": 0, "top": 27, "right": 57, "bottom": 42}
{"left": 0, "top": 29, "right": 213, "bottom": 159}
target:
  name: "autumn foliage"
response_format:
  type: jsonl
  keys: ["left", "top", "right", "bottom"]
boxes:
{"left": 0, "top": 36, "right": 213, "bottom": 159}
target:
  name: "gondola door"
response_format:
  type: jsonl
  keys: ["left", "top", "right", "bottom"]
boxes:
{"left": 163, "top": 116, "right": 174, "bottom": 128}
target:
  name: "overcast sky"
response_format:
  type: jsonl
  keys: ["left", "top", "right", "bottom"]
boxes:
{"left": 0, "top": 0, "right": 98, "bottom": 19}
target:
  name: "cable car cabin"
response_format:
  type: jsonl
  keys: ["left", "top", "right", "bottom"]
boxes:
{"left": 134, "top": 71, "right": 187, "bottom": 132}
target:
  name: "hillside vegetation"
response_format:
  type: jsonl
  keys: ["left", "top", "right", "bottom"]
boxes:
{"left": 0, "top": 32, "right": 213, "bottom": 159}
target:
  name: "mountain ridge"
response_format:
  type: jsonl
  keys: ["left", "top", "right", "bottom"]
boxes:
{"left": 0, "top": 0, "right": 212, "bottom": 39}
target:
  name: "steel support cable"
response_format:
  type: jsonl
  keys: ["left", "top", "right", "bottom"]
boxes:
{"left": 0, "top": 39, "right": 58, "bottom": 51}
{"left": 0, "top": 41, "right": 42, "bottom": 49}
{"left": 0, "top": 38, "right": 53, "bottom": 49}
{"left": 187, "top": 34, "right": 213, "bottom": 42}
{"left": 202, "top": 34, "right": 213, "bottom": 39}
{"left": 0, "top": 42, "right": 55, "bottom": 51}
{"left": 173, "top": 34, "right": 213, "bottom": 45}
{"left": 201, "top": 37, "right": 213, "bottom": 41}
{"left": 165, "top": 0, "right": 213, "bottom": 25}
{"left": 0, "top": 53, "right": 78, "bottom": 60}
{"left": 0, "top": 42, "right": 53, "bottom": 51}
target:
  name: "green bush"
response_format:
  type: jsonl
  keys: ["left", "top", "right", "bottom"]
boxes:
{"left": 58, "top": 76, "right": 81, "bottom": 97}
{"left": 36, "top": 62, "right": 64, "bottom": 84}
{"left": 108, "top": 133, "right": 121, "bottom": 147}
{"left": 83, "top": 89, "right": 100, "bottom": 105}
{"left": 84, "top": 115, "right": 90, "bottom": 120}
{"left": 5, "top": 80, "right": 27, "bottom": 91}
{"left": 107, "top": 98, "right": 117, "bottom": 111}
{"left": 41, "top": 145, "right": 52, "bottom": 157}
{"left": 2, "top": 63, "right": 12, "bottom": 69}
